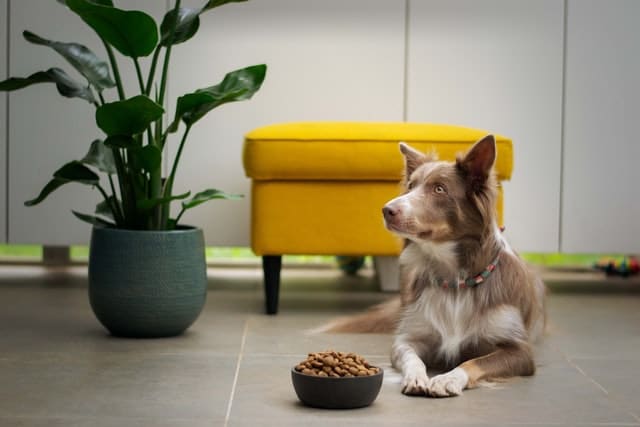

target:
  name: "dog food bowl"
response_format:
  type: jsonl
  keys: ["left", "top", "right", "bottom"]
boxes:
{"left": 291, "top": 367, "right": 384, "bottom": 409}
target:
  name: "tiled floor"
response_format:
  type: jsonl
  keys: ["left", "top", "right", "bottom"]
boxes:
{"left": 1, "top": 264, "right": 639, "bottom": 426}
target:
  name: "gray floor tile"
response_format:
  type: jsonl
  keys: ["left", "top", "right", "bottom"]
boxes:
{"left": 243, "top": 315, "right": 393, "bottom": 357}
{"left": 0, "top": 416, "right": 219, "bottom": 427}
{"left": 0, "top": 352, "right": 237, "bottom": 421}
{"left": 228, "top": 355, "right": 638, "bottom": 426}
{"left": 2, "top": 265, "right": 640, "bottom": 426}
{"left": 546, "top": 294, "right": 640, "bottom": 360}
{"left": 572, "top": 358, "right": 640, "bottom": 421}
{"left": 0, "top": 286, "right": 253, "bottom": 356}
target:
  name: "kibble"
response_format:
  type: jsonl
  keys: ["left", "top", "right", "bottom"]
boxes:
{"left": 294, "top": 350, "right": 380, "bottom": 377}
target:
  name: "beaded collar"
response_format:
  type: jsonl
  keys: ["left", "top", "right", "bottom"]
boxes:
{"left": 439, "top": 249, "right": 502, "bottom": 289}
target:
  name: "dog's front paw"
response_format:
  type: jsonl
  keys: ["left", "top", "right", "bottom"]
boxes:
{"left": 401, "top": 369, "right": 429, "bottom": 396}
{"left": 427, "top": 368, "right": 468, "bottom": 398}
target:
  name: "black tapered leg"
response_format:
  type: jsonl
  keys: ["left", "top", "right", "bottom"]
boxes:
{"left": 262, "top": 255, "right": 282, "bottom": 315}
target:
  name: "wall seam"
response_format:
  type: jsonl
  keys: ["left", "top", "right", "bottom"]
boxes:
{"left": 558, "top": 0, "right": 568, "bottom": 252}
{"left": 5, "top": 0, "right": 10, "bottom": 242}
{"left": 402, "top": 0, "right": 410, "bottom": 122}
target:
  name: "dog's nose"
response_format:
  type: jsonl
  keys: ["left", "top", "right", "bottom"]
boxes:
{"left": 382, "top": 205, "right": 399, "bottom": 220}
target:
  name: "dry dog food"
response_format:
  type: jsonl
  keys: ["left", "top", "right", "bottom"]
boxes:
{"left": 295, "top": 350, "right": 380, "bottom": 378}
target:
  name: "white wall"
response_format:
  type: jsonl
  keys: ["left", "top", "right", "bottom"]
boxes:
{"left": 561, "top": 0, "right": 640, "bottom": 252}
{"left": 406, "top": 0, "right": 564, "bottom": 252}
{"left": 169, "top": 0, "right": 406, "bottom": 246}
{"left": 3, "top": 0, "right": 639, "bottom": 253}
{"left": 0, "top": 0, "right": 6, "bottom": 243}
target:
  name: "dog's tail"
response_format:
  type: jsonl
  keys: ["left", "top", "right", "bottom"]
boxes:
{"left": 312, "top": 297, "right": 402, "bottom": 334}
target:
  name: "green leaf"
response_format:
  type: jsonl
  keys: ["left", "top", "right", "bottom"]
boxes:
{"left": 159, "top": 0, "right": 249, "bottom": 48}
{"left": 181, "top": 188, "right": 242, "bottom": 211}
{"left": 202, "top": 0, "right": 249, "bottom": 12}
{"left": 103, "top": 135, "right": 137, "bottom": 148}
{"left": 0, "top": 68, "right": 96, "bottom": 103}
{"left": 171, "top": 64, "right": 266, "bottom": 130}
{"left": 160, "top": 7, "right": 201, "bottom": 47}
{"left": 72, "top": 210, "right": 114, "bottom": 227}
{"left": 54, "top": 161, "right": 100, "bottom": 185}
{"left": 95, "top": 196, "right": 119, "bottom": 220}
{"left": 81, "top": 139, "right": 116, "bottom": 174}
{"left": 0, "top": 71, "right": 51, "bottom": 90}
{"left": 137, "top": 191, "right": 191, "bottom": 212}
{"left": 24, "top": 178, "right": 67, "bottom": 206}
{"left": 65, "top": 0, "right": 158, "bottom": 58}
{"left": 96, "top": 95, "right": 164, "bottom": 136}
{"left": 23, "top": 31, "right": 115, "bottom": 90}
{"left": 58, "top": 0, "right": 114, "bottom": 6}
{"left": 130, "top": 145, "right": 161, "bottom": 173}
{"left": 24, "top": 161, "right": 100, "bottom": 206}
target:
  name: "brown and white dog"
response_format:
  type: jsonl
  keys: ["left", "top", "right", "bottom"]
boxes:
{"left": 325, "top": 135, "right": 546, "bottom": 397}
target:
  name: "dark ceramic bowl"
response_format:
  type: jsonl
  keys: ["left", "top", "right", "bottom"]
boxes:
{"left": 291, "top": 367, "right": 384, "bottom": 409}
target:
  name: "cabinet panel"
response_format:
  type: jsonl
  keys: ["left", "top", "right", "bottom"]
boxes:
{"left": 8, "top": 1, "right": 167, "bottom": 244}
{"left": 406, "top": 0, "right": 565, "bottom": 252}
{"left": 561, "top": 0, "right": 640, "bottom": 252}
{"left": 168, "top": 0, "right": 406, "bottom": 246}
{"left": 0, "top": 0, "right": 6, "bottom": 242}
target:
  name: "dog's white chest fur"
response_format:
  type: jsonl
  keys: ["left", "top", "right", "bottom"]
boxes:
{"left": 403, "top": 289, "right": 476, "bottom": 363}
{"left": 400, "top": 287, "right": 526, "bottom": 365}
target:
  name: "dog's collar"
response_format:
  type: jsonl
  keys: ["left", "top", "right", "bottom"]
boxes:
{"left": 439, "top": 249, "right": 502, "bottom": 290}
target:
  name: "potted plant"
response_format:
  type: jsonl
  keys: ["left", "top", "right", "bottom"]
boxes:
{"left": 0, "top": 0, "right": 267, "bottom": 337}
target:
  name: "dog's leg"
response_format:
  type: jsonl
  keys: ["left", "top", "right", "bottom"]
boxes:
{"left": 392, "top": 334, "right": 430, "bottom": 395}
{"left": 427, "top": 342, "right": 535, "bottom": 397}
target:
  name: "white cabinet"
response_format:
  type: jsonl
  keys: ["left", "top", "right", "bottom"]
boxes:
{"left": 7, "top": 1, "right": 167, "bottom": 244}
{"left": 561, "top": 0, "right": 640, "bottom": 253}
{"left": 168, "top": 0, "right": 406, "bottom": 246}
{"left": 0, "top": 0, "right": 6, "bottom": 242}
{"left": 406, "top": 0, "right": 565, "bottom": 252}
{"left": 3, "top": 0, "right": 639, "bottom": 252}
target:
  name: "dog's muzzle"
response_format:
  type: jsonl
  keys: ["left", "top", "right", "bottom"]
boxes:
{"left": 382, "top": 202, "right": 405, "bottom": 233}
{"left": 382, "top": 205, "right": 399, "bottom": 222}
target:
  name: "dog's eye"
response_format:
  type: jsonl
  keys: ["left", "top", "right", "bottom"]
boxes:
{"left": 434, "top": 184, "right": 446, "bottom": 194}
{"left": 407, "top": 181, "right": 415, "bottom": 190}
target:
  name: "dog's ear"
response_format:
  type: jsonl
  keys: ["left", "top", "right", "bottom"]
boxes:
{"left": 456, "top": 134, "right": 496, "bottom": 189}
{"left": 399, "top": 142, "right": 431, "bottom": 177}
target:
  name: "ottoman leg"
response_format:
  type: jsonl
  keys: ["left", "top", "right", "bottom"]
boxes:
{"left": 262, "top": 255, "right": 282, "bottom": 315}
{"left": 373, "top": 256, "right": 400, "bottom": 292}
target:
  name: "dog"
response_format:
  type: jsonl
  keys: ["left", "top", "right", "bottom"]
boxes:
{"left": 323, "top": 135, "right": 546, "bottom": 398}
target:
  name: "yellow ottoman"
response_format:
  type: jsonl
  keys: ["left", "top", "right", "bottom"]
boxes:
{"left": 243, "top": 122, "right": 513, "bottom": 313}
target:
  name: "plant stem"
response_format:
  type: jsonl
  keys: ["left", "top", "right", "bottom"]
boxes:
{"left": 157, "top": 0, "right": 181, "bottom": 107}
{"left": 96, "top": 184, "right": 123, "bottom": 226}
{"left": 100, "top": 40, "right": 134, "bottom": 226}
{"left": 148, "top": 69, "right": 163, "bottom": 228}
{"left": 107, "top": 174, "right": 124, "bottom": 222}
{"left": 161, "top": 124, "right": 191, "bottom": 227}
{"left": 112, "top": 149, "right": 135, "bottom": 228}
{"left": 145, "top": 47, "right": 162, "bottom": 96}
{"left": 91, "top": 80, "right": 125, "bottom": 227}
{"left": 149, "top": 0, "right": 182, "bottom": 229}
{"left": 102, "top": 40, "right": 125, "bottom": 101}
{"left": 174, "top": 207, "right": 186, "bottom": 227}
{"left": 133, "top": 57, "right": 145, "bottom": 94}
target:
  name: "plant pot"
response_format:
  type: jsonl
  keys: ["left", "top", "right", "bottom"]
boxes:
{"left": 88, "top": 226, "right": 207, "bottom": 338}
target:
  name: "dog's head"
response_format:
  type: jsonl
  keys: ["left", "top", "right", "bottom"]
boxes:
{"left": 382, "top": 135, "right": 498, "bottom": 244}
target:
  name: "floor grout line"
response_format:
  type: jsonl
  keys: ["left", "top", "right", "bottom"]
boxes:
{"left": 565, "top": 357, "right": 609, "bottom": 395}
{"left": 224, "top": 317, "right": 249, "bottom": 427}
{"left": 566, "top": 357, "right": 640, "bottom": 425}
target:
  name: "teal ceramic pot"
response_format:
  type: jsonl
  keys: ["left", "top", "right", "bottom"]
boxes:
{"left": 88, "top": 226, "right": 207, "bottom": 338}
